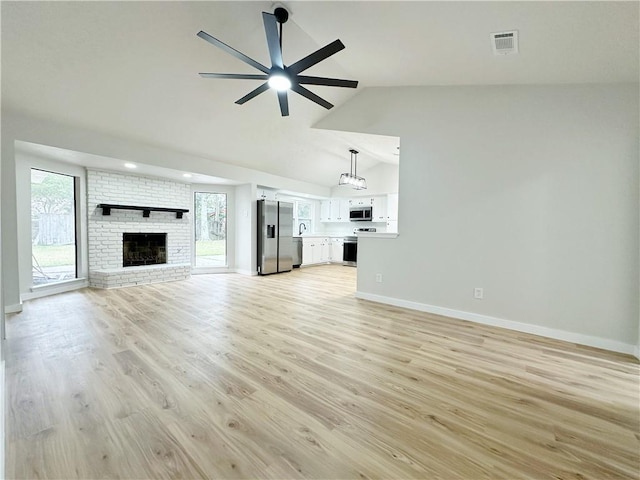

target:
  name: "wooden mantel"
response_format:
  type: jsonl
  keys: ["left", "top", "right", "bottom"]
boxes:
{"left": 96, "top": 204, "right": 189, "bottom": 219}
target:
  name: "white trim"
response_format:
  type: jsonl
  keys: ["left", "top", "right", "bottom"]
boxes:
{"left": 23, "top": 279, "right": 89, "bottom": 300}
{"left": 234, "top": 269, "right": 257, "bottom": 276}
{"left": 356, "top": 291, "right": 636, "bottom": 356}
{"left": 356, "top": 232, "right": 399, "bottom": 239}
{"left": 192, "top": 267, "right": 234, "bottom": 275}
{"left": 4, "top": 303, "right": 23, "bottom": 314}
{"left": 634, "top": 345, "right": 639, "bottom": 361}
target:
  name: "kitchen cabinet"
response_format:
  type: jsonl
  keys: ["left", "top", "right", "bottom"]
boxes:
{"left": 332, "top": 199, "right": 350, "bottom": 222}
{"left": 320, "top": 200, "right": 331, "bottom": 222}
{"left": 257, "top": 188, "right": 277, "bottom": 201}
{"left": 371, "top": 196, "right": 387, "bottom": 222}
{"left": 302, "top": 237, "right": 330, "bottom": 265}
{"left": 330, "top": 238, "right": 344, "bottom": 262}
{"left": 320, "top": 199, "right": 349, "bottom": 222}
{"left": 349, "top": 197, "right": 373, "bottom": 207}
{"left": 319, "top": 239, "right": 330, "bottom": 263}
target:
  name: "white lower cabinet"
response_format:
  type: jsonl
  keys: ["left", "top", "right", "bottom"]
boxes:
{"left": 302, "top": 237, "right": 343, "bottom": 265}
{"left": 302, "top": 237, "right": 330, "bottom": 266}
{"left": 331, "top": 238, "right": 344, "bottom": 263}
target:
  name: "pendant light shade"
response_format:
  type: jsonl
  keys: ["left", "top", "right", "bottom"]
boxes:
{"left": 338, "top": 149, "right": 367, "bottom": 190}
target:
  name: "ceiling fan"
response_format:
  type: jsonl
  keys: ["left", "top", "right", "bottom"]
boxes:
{"left": 197, "top": 7, "right": 358, "bottom": 117}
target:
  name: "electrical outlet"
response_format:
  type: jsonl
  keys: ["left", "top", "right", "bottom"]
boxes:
{"left": 474, "top": 287, "right": 484, "bottom": 299}
{"left": 375, "top": 273, "right": 383, "bottom": 283}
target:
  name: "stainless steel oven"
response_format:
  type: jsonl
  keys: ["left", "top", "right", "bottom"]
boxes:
{"left": 343, "top": 236, "right": 357, "bottom": 266}
{"left": 343, "top": 228, "right": 376, "bottom": 267}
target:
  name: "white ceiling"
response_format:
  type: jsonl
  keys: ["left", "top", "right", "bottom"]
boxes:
{"left": 2, "top": 1, "right": 638, "bottom": 187}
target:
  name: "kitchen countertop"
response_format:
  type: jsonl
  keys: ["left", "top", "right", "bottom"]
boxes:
{"left": 293, "top": 234, "right": 347, "bottom": 238}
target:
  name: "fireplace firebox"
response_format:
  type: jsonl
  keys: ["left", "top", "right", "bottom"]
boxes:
{"left": 123, "top": 233, "right": 167, "bottom": 267}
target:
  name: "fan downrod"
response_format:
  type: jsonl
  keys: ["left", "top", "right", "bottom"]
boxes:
{"left": 274, "top": 7, "right": 289, "bottom": 24}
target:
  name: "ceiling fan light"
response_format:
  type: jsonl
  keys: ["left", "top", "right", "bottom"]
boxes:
{"left": 268, "top": 73, "right": 291, "bottom": 91}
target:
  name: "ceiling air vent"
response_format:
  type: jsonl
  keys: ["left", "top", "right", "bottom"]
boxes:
{"left": 491, "top": 30, "right": 518, "bottom": 55}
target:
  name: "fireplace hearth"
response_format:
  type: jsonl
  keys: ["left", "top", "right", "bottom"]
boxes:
{"left": 123, "top": 233, "right": 167, "bottom": 267}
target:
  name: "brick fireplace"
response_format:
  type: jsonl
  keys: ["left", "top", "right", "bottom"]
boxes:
{"left": 87, "top": 169, "right": 191, "bottom": 288}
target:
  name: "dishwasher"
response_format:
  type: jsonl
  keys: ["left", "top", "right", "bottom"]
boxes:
{"left": 292, "top": 237, "right": 302, "bottom": 267}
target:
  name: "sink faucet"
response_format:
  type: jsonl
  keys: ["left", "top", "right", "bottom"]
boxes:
{"left": 298, "top": 223, "right": 307, "bottom": 235}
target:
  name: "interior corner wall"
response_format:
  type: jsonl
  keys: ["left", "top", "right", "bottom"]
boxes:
{"left": 320, "top": 84, "right": 640, "bottom": 352}
{"left": 234, "top": 183, "right": 257, "bottom": 275}
{"left": 1, "top": 126, "right": 20, "bottom": 312}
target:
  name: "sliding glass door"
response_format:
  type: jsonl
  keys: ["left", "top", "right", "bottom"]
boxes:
{"left": 31, "top": 169, "right": 77, "bottom": 285}
{"left": 194, "top": 192, "right": 227, "bottom": 267}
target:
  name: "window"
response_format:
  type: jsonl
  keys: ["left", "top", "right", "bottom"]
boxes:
{"left": 293, "top": 200, "right": 313, "bottom": 235}
{"left": 31, "top": 169, "right": 77, "bottom": 286}
{"left": 194, "top": 192, "right": 227, "bottom": 267}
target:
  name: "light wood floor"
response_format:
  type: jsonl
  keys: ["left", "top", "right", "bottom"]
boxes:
{"left": 5, "top": 265, "right": 639, "bottom": 479}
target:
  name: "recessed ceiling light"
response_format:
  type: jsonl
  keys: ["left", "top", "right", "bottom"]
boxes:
{"left": 183, "top": 173, "right": 192, "bottom": 178}
{"left": 124, "top": 163, "right": 137, "bottom": 169}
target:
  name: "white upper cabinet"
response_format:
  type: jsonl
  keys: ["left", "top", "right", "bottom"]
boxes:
{"left": 333, "top": 199, "right": 350, "bottom": 222}
{"left": 320, "top": 200, "right": 331, "bottom": 222}
{"left": 320, "top": 194, "right": 398, "bottom": 224}
{"left": 348, "top": 197, "right": 373, "bottom": 207}
{"left": 371, "top": 196, "right": 387, "bottom": 222}
{"left": 320, "top": 199, "right": 350, "bottom": 222}
{"left": 257, "top": 188, "right": 277, "bottom": 201}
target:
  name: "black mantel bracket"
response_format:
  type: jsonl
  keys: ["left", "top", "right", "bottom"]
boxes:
{"left": 97, "top": 204, "right": 189, "bottom": 219}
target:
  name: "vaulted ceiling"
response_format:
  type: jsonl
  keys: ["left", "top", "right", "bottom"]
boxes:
{"left": 2, "top": 1, "right": 638, "bottom": 187}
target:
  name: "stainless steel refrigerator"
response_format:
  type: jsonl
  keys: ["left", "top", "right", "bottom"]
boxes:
{"left": 257, "top": 200, "right": 293, "bottom": 275}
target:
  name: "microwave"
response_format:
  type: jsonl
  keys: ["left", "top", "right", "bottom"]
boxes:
{"left": 349, "top": 206, "right": 372, "bottom": 222}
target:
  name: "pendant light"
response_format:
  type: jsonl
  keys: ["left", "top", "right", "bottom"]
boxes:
{"left": 338, "top": 149, "right": 367, "bottom": 190}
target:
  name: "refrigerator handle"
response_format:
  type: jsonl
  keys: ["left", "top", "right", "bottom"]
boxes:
{"left": 267, "top": 225, "right": 276, "bottom": 238}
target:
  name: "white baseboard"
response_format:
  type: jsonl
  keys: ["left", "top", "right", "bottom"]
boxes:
{"left": 356, "top": 291, "right": 636, "bottom": 356}
{"left": 4, "top": 303, "right": 22, "bottom": 314}
{"left": 0, "top": 358, "right": 4, "bottom": 476}
{"left": 22, "top": 279, "right": 89, "bottom": 301}
{"left": 235, "top": 269, "right": 257, "bottom": 276}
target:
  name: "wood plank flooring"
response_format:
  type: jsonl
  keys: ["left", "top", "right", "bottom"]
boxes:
{"left": 5, "top": 265, "right": 639, "bottom": 479}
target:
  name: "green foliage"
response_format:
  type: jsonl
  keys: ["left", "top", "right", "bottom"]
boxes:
{"left": 31, "top": 170, "right": 74, "bottom": 214}
{"left": 194, "top": 192, "right": 227, "bottom": 241}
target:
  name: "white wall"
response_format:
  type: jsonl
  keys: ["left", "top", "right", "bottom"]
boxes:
{"left": 318, "top": 84, "right": 639, "bottom": 353}
{"left": 0, "top": 99, "right": 5, "bottom": 479}
{"left": 234, "top": 183, "right": 256, "bottom": 275}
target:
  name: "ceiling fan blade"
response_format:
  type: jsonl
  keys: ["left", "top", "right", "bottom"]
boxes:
{"left": 235, "top": 82, "right": 270, "bottom": 105}
{"left": 291, "top": 84, "right": 333, "bottom": 110}
{"left": 277, "top": 90, "right": 289, "bottom": 117}
{"left": 296, "top": 75, "right": 358, "bottom": 88}
{"left": 199, "top": 73, "right": 269, "bottom": 80}
{"left": 288, "top": 40, "right": 345, "bottom": 75}
{"left": 262, "top": 12, "right": 283, "bottom": 69}
{"left": 197, "top": 30, "right": 270, "bottom": 74}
